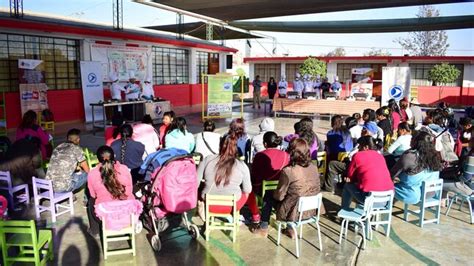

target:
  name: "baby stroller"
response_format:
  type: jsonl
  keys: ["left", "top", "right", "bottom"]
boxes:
{"left": 136, "top": 150, "right": 200, "bottom": 252}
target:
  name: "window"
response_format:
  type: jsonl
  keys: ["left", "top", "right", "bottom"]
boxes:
{"left": 152, "top": 46, "right": 189, "bottom": 85}
{"left": 285, "top": 63, "right": 302, "bottom": 82}
{"left": 410, "top": 63, "right": 463, "bottom": 87}
{"left": 0, "top": 33, "right": 80, "bottom": 91}
{"left": 196, "top": 51, "right": 219, "bottom": 83}
{"left": 254, "top": 63, "right": 280, "bottom": 82}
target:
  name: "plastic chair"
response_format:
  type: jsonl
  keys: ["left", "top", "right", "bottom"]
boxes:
{"left": 276, "top": 194, "right": 323, "bottom": 258}
{"left": 384, "top": 134, "right": 392, "bottom": 151}
{"left": 96, "top": 201, "right": 139, "bottom": 260}
{"left": 403, "top": 179, "right": 444, "bottom": 228}
{"left": 366, "top": 190, "right": 394, "bottom": 239}
{"left": 337, "top": 195, "right": 375, "bottom": 250}
{"left": 257, "top": 180, "right": 279, "bottom": 208}
{"left": 205, "top": 194, "right": 239, "bottom": 242}
{"left": 0, "top": 171, "right": 30, "bottom": 211}
{"left": 316, "top": 152, "right": 327, "bottom": 177}
{"left": 84, "top": 148, "right": 99, "bottom": 169}
{"left": 0, "top": 195, "right": 8, "bottom": 219}
{"left": 337, "top": 152, "right": 349, "bottom": 162}
{"left": 32, "top": 176, "right": 74, "bottom": 223}
{"left": 446, "top": 192, "right": 474, "bottom": 224}
{"left": 37, "top": 111, "right": 55, "bottom": 133}
{"left": 0, "top": 219, "right": 53, "bottom": 266}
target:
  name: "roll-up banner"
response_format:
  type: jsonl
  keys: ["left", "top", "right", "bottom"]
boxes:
{"left": 80, "top": 61, "right": 104, "bottom": 122}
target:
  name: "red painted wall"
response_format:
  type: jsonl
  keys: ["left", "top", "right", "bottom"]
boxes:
{"left": 416, "top": 86, "right": 474, "bottom": 105}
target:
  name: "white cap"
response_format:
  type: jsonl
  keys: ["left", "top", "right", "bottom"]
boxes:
{"left": 128, "top": 71, "right": 136, "bottom": 80}
{"left": 109, "top": 73, "right": 118, "bottom": 82}
{"left": 334, "top": 75, "right": 339, "bottom": 81}
{"left": 296, "top": 72, "right": 301, "bottom": 78}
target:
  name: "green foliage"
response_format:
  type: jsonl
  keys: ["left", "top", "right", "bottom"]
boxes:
{"left": 325, "top": 47, "right": 346, "bottom": 57}
{"left": 428, "top": 63, "right": 461, "bottom": 85}
{"left": 235, "top": 68, "right": 246, "bottom": 76}
{"left": 299, "top": 57, "right": 326, "bottom": 77}
{"left": 364, "top": 48, "right": 392, "bottom": 56}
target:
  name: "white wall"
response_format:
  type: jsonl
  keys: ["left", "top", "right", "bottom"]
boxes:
{"left": 327, "top": 62, "right": 337, "bottom": 80}
{"left": 249, "top": 63, "right": 255, "bottom": 80}
{"left": 463, "top": 64, "right": 474, "bottom": 88}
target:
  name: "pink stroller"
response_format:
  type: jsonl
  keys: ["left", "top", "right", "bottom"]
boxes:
{"left": 136, "top": 154, "right": 200, "bottom": 252}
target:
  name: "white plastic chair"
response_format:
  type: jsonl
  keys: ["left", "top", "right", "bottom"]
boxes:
{"left": 0, "top": 171, "right": 29, "bottom": 210}
{"left": 367, "top": 190, "right": 394, "bottom": 239}
{"left": 276, "top": 194, "right": 323, "bottom": 258}
{"left": 337, "top": 194, "right": 375, "bottom": 250}
{"left": 446, "top": 191, "right": 474, "bottom": 224}
{"left": 32, "top": 176, "right": 74, "bottom": 223}
{"left": 404, "top": 179, "right": 444, "bottom": 228}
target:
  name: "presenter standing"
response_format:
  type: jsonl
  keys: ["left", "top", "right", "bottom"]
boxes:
{"left": 141, "top": 79, "right": 155, "bottom": 100}
{"left": 278, "top": 76, "right": 288, "bottom": 98}
{"left": 252, "top": 75, "right": 262, "bottom": 109}
{"left": 123, "top": 72, "right": 142, "bottom": 121}
{"left": 303, "top": 74, "right": 314, "bottom": 98}
{"left": 313, "top": 75, "right": 322, "bottom": 99}
{"left": 293, "top": 73, "right": 304, "bottom": 98}
{"left": 331, "top": 76, "right": 342, "bottom": 99}
{"left": 110, "top": 74, "right": 124, "bottom": 101}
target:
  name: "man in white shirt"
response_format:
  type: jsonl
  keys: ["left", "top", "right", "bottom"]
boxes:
{"left": 278, "top": 76, "right": 288, "bottom": 98}
{"left": 141, "top": 79, "right": 155, "bottom": 100}
{"left": 110, "top": 74, "right": 124, "bottom": 101}
{"left": 125, "top": 76, "right": 141, "bottom": 100}
{"left": 293, "top": 73, "right": 304, "bottom": 98}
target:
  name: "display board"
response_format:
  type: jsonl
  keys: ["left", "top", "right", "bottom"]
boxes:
{"left": 207, "top": 74, "right": 234, "bottom": 117}
{"left": 90, "top": 43, "right": 153, "bottom": 82}
{"left": 381, "top": 66, "right": 411, "bottom": 106}
{"left": 18, "top": 59, "right": 48, "bottom": 115}
{"left": 145, "top": 101, "right": 171, "bottom": 120}
{"left": 80, "top": 61, "right": 104, "bottom": 123}
{"left": 351, "top": 68, "right": 374, "bottom": 98}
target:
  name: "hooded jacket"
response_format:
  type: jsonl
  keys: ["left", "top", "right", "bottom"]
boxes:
{"left": 165, "top": 129, "right": 195, "bottom": 153}
{"left": 251, "top": 118, "right": 275, "bottom": 157}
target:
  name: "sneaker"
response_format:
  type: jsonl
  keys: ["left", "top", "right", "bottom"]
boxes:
{"left": 282, "top": 228, "right": 296, "bottom": 239}
{"left": 250, "top": 226, "right": 268, "bottom": 237}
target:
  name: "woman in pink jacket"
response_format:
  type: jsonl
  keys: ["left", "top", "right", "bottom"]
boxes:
{"left": 86, "top": 145, "right": 134, "bottom": 237}
{"left": 15, "top": 110, "right": 50, "bottom": 160}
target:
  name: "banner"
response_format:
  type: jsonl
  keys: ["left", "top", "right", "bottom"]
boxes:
{"left": 90, "top": 43, "right": 152, "bottom": 82}
{"left": 351, "top": 68, "right": 374, "bottom": 98}
{"left": 207, "top": 74, "right": 233, "bottom": 117}
{"left": 18, "top": 59, "right": 48, "bottom": 115}
{"left": 80, "top": 61, "right": 104, "bottom": 122}
{"left": 381, "top": 66, "right": 411, "bottom": 106}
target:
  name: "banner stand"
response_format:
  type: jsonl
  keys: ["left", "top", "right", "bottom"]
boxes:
{"left": 201, "top": 73, "right": 244, "bottom": 121}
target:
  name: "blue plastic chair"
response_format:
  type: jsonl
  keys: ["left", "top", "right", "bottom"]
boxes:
{"left": 403, "top": 179, "right": 444, "bottom": 228}
{"left": 446, "top": 192, "right": 474, "bottom": 224}
{"left": 338, "top": 194, "right": 375, "bottom": 250}
{"left": 276, "top": 194, "right": 323, "bottom": 258}
{"left": 367, "top": 190, "right": 394, "bottom": 239}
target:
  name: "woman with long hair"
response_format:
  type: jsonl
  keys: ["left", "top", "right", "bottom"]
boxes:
{"left": 391, "top": 131, "right": 443, "bottom": 204}
{"left": 195, "top": 120, "right": 221, "bottom": 159}
{"left": 165, "top": 117, "right": 195, "bottom": 153}
{"left": 111, "top": 124, "right": 145, "bottom": 183}
{"left": 283, "top": 118, "right": 321, "bottom": 159}
{"left": 254, "top": 138, "right": 320, "bottom": 238}
{"left": 388, "top": 100, "right": 402, "bottom": 132}
{"left": 197, "top": 118, "right": 252, "bottom": 218}
{"left": 87, "top": 145, "right": 134, "bottom": 236}
{"left": 105, "top": 112, "right": 124, "bottom": 146}
{"left": 341, "top": 136, "right": 393, "bottom": 210}
{"left": 327, "top": 115, "right": 353, "bottom": 161}
{"left": 15, "top": 110, "right": 50, "bottom": 159}
{"left": 267, "top": 77, "right": 277, "bottom": 100}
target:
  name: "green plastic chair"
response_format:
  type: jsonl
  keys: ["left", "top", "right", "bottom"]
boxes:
{"left": 84, "top": 148, "right": 99, "bottom": 169}
{"left": 0, "top": 220, "right": 53, "bottom": 266}
{"left": 257, "top": 180, "right": 279, "bottom": 208}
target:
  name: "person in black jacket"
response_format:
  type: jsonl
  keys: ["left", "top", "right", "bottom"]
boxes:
{"left": 267, "top": 77, "right": 277, "bottom": 100}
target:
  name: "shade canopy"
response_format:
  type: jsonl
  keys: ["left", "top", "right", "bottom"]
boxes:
{"left": 147, "top": 0, "right": 465, "bottom": 21}
{"left": 144, "top": 22, "right": 263, "bottom": 40}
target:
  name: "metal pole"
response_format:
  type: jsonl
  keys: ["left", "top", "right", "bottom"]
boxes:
{"left": 240, "top": 75, "right": 244, "bottom": 119}
{"left": 201, "top": 75, "right": 205, "bottom": 122}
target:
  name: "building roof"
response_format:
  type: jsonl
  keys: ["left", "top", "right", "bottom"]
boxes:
{"left": 143, "top": 0, "right": 464, "bottom": 21}
{"left": 0, "top": 11, "right": 237, "bottom": 53}
{"left": 244, "top": 56, "right": 474, "bottom": 63}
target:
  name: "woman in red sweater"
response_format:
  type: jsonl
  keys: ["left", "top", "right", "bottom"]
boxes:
{"left": 247, "top": 131, "right": 290, "bottom": 224}
{"left": 341, "top": 136, "right": 394, "bottom": 210}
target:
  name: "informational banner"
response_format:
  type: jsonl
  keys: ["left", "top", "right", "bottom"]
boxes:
{"left": 80, "top": 61, "right": 104, "bottom": 122}
{"left": 207, "top": 74, "right": 233, "bottom": 117}
{"left": 90, "top": 43, "right": 153, "bottom": 82}
{"left": 381, "top": 66, "right": 411, "bottom": 106}
{"left": 18, "top": 59, "right": 48, "bottom": 115}
{"left": 351, "top": 68, "right": 374, "bottom": 98}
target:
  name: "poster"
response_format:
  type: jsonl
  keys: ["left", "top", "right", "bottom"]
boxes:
{"left": 90, "top": 43, "right": 152, "bottom": 82}
{"left": 80, "top": 61, "right": 104, "bottom": 122}
{"left": 381, "top": 67, "right": 411, "bottom": 106}
{"left": 18, "top": 59, "right": 48, "bottom": 115}
{"left": 207, "top": 74, "right": 233, "bottom": 117}
{"left": 351, "top": 68, "right": 374, "bottom": 98}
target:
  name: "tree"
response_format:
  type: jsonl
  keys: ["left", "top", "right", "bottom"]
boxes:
{"left": 396, "top": 5, "right": 449, "bottom": 56}
{"left": 364, "top": 48, "right": 392, "bottom": 56}
{"left": 428, "top": 63, "right": 461, "bottom": 101}
{"left": 299, "top": 57, "right": 326, "bottom": 78}
{"left": 325, "top": 47, "right": 346, "bottom": 57}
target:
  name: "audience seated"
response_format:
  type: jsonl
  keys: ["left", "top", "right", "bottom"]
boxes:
{"left": 165, "top": 117, "right": 195, "bottom": 153}
{"left": 105, "top": 112, "right": 124, "bottom": 146}
{"left": 251, "top": 118, "right": 275, "bottom": 158}
{"left": 348, "top": 113, "right": 364, "bottom": 141}
{"left": 111, "top": 124, "right": 145, "bottom": 183}
{"left": 420, "top": 109, "right": 458, "bottom": 163}
{"left": 195, "top": 120, "right": 221, "bottom": 159}
{"left": 391, "top": 131, "right": 443, "bottom": 204}
{"left": 341, "top": 136, "right": 393, "bottom": 210}
{"left": 363, "top": 108, "right": 384, "bottom": 140}
{"left": 455, "top": 117, "right": 472, "bottom": 158}
{"left": 222, "top": 118, "right": 250, "bottom": 160}
{"left": 132, "top": 115, "right": 160, "bottom": 158}
{"left": 15, "top": 110, "right": 50, "bottom": 160}
{"left": 86, "top": 145, "right": 134, "bottom": 237}
{"left": 197, "top": 120, "right": 252, "bottom": 218}
{"left": 247, "top": 132, "right": 290, "bottom": 224}
{"left": 327, "top": 115, "right": 353, "bottom": 161}
{"left": 399, "top": 99, "right": 413, "bottom": 124}
{"left": 376, "top": 106, "right": 392, "bottom": 139}
{"left": 284, "top": 118, "right": 321, "bottom": 159}
{"left": 387, "top": 122, "right": 412, "bottom": 157}
{"left": 158, "top": 111, "right": 175, "bottom": 149}
{"left": 45, "top": 129, "right": 89, "bottom": 193}
{"left": 251, "top": 138, "right": 320, "bottom": 238}
{"left": 388, "top": 100, "right": 402, "bottom": 133}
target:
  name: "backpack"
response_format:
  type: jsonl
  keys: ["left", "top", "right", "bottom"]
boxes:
{"left": 436, "top": 129, "right": 458, "bottom": 163}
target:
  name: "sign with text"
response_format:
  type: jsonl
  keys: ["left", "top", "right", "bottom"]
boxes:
{"left": 351, "top": 68, "right": 374, "bottom": 98}
{"left": 18, "top": 59, "right": 48, "bottom": 115}
{"left": 207, "top": 75, "right": 233, "bottom": 117}
{"left": 381, "top": 66, "right": 411, "bottom": 105}
{"left": 80, "top": 61, "right": 104, "bottom": 122}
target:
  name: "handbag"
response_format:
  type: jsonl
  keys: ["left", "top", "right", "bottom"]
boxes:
{"left": 202, "top": 132, "right": 218, "bottom": 155}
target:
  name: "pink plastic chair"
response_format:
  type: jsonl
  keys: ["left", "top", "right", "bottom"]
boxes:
{"left": 0, "top": 171, "right": 29, "bottom": 211}
{"left": 32, "top": 176, "right": 74, "bottom": 223}
{"left": 0, "top": 195, "right": 8, "bottom": 219}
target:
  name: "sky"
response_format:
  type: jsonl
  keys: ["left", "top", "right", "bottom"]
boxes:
{"left": 1, "top": 1, "right": 473, "bottom": 57}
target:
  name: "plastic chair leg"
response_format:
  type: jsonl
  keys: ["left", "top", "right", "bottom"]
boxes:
{"left": 446, "top": 195, "right": 456, "bottom": 215}
{"left": 467, "top": 199, "right": 474, "bottom": 224}
{"left": 299, "top": 224, "right": 303, "bottom": 239}
{"left": 360, "top": 222, "right": 366, "bottom": 250}
{"left": 51, "top": 200, "right": 57, "bottom": 223}
{"left": 69, "top": 195, "right": 74, "bottom": 216}
{"left": 277, "top": 222, "right": 282, "bottom": 245}
{"left": 293, "top": 226, "right": 299, "bottom": 258}
{"left": 338, "top": 220, "right": 345, "bottom": 244}
{"left": 403, "top": 203, "right": 409, "bottom": 221}
{"left": 316, "top": 222, "right": 323, "bottom": 251}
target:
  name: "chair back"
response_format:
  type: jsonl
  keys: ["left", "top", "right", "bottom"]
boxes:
{"left": 262, "top": 180, "right": 279, "bottom": 196}
{"left": 297, "top": 194, "right": 323, "bottom": 223}
{"left": 206, "top": 194, "right": 236, "bottom": 208}
{"left": 421, "top": 179, "right": 444, "bottom": 201}
{"left": 316, "top": 151, "right": 327, "bottom": 175}
{"left": 337, "top": 152, "right": 349, "bottom": 162}
{"left": 360, "top": 194, "right": 376, "bottom": 220}
{"left": 97, "top": 200, "right": 142, "bottom": 231}
{"left": 32, "top": 176, "right": 54, "bottom": 199}
{"left": 0, "top": 220, "right": 37, "bottom": 247}
{"left": 370, "top": 190, "right": 395, "bottom": 210}
{"left": 0, "top": 171, "right": 12, "bottom": 191}
{"left": 0, "top": 195, "right": 7, "bottom": 218}
{"left": 384, "top": 134, "right": 392, "bottom": 151}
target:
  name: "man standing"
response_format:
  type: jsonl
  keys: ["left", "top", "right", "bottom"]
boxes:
{"left": 252, "top": 75, "right": 262, "bottom": 109}
{"left": 278, "top": 76, "right": 288, "bottom": 98}
{"left": 331, "top": 76, "right": 342, "bottom": 99}
{"left": 141, "top": 79, "right": 155, "bottom": 100}
{"left": 293, "top": 73, "right": 304, "bottom": 98}
{"left": 45, "top": 129, "right": 89, "bottom": 193}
